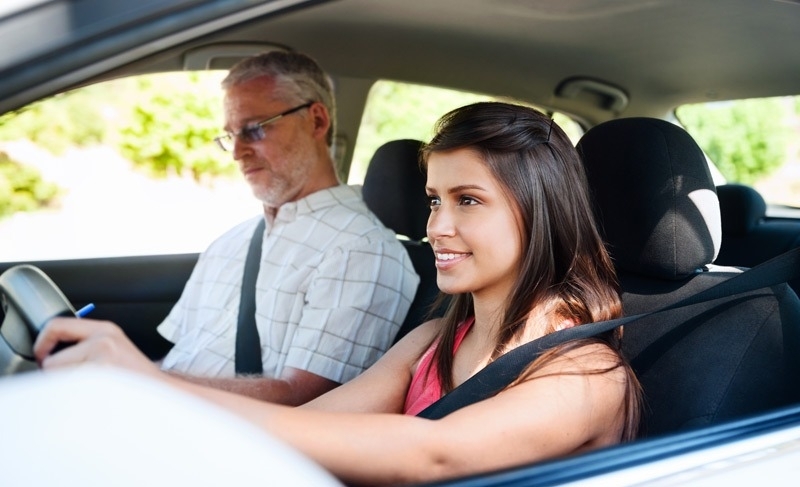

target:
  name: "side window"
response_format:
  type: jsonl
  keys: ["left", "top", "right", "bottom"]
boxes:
{"left": 676, "top": 95, "right": 800, "bottom": 209}
{"left": 348, "top": 80, "right": 584, "bottom": 184}
{"left": 0, "top": 71, "right": 257, "bottom": 262}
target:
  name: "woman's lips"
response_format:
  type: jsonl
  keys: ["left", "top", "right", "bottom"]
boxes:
{"left": 434, "top": 250, "right": 471, "bottom": 269}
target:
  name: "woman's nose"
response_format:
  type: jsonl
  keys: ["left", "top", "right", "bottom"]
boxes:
{"left": 426, "top": 206, "right": 455, "bottom": 241}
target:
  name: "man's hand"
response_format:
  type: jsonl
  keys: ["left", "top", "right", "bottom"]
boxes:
{"left": 34, "top": 317, "right": 160, "bottom": 377}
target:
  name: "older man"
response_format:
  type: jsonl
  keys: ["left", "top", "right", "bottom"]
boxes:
{"left": 156, "top": 51, "right": 419, "bottom": 404}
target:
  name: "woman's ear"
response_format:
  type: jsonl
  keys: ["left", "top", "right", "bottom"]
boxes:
{"left": 555, "top": 318, "right": 578, "bottom": 332}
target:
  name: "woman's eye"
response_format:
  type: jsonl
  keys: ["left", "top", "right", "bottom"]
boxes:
{"left": 427, "top": 195, "right": 440, "bottom": 209}
{"left": 459, "top": 195, "right": 478, "bottom": 206}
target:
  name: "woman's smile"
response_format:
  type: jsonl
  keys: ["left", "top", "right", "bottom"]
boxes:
{"left": 434, "top": 249, "right": 472, "bottom": 269}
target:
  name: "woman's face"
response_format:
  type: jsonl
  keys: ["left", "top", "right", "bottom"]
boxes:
{"left": 426, "top": 148, "right": 524, "bottom": 304}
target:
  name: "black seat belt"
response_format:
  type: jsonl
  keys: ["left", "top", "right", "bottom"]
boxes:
{"left": 417, "top": 246, "right": 800, "bottom": 419}
{"left": 235, "top": 218, "right": 266, "bottom": 375}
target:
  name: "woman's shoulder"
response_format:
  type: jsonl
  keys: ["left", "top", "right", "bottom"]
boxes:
{"left": 519, "top": 339, "right": 628, "bottom": 382}
{"left": 367, "top": 318, "right": 445, "bottom": 379}
{"left": 393, "top": 318, "right": 445, "bottom": 352}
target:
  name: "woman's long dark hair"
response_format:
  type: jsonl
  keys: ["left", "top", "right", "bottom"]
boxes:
{"left": 421, "top": 102, "right": 640, "bottom": 440}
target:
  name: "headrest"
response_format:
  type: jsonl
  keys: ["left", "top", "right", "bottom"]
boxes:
{"left": 716, "top": 184, "right": 767, "bottom": 236}
{"left": 576, "top": 118, "right": 721, "bottom": 280}
{"left": 362, "top": 139, "right": 428, "bottom": 241}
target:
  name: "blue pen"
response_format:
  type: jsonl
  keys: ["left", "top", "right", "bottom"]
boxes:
{"left": 75, "top": 303, "right": 95, "bottom": 318}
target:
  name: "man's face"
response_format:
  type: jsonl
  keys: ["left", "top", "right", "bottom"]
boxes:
{"left": 222, "top": 76, "right": 318, "bottom": 209}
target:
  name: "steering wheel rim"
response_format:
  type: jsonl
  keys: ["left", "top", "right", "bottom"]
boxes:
{"left": 0, "top": 265, "right": 76, "bottom": 375}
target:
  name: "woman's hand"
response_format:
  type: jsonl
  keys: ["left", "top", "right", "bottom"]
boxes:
{"left": 33, "top": 317, "right": 160, "bottom": 377}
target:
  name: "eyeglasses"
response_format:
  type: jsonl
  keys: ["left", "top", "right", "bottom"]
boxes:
{"left": 214, "top": 101, "right": 314, "bottom": 152}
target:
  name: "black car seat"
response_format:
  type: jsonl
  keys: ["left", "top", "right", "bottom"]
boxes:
{"left": 362, "top": 139, "right": 440, "bottom": 343}
{"left": 716, "top": 183, "right": 800, "bottom": 294}
{"left": 577, "top": 118, "right": 800, "bottom": 438}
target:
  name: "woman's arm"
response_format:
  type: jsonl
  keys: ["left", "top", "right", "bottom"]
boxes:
{"left": 254, "top": 343, "right": 630, "bottom": 485}
{"left": 35, "top": 319, "right": 628, "bottom": 486}
{"left": 300, "top": 319, "right": 441, "bottom": 413}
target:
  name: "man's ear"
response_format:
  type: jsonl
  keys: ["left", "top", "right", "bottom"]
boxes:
{"left": 308, "top": 102, "right": 331, "bottom": 140}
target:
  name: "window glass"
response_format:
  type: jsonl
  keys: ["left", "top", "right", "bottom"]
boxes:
{"left": 676, "top": 95, "right": 800, "bottom": 209}
{"left": 0, "top": 71, "right": 259, "bottom": 262}
{"left": 347, "top": 80, "right": 584, "bottom": 184}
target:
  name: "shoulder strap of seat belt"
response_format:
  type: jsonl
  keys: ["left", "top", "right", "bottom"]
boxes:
{"left": 235, "top": 218, "right": 266, "bottom": 375}
{"left": 417, "top": 246, "right": 800, "bottom": 419}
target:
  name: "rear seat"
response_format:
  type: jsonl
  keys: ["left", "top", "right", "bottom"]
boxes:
{"left": 362, "top": 139, "right": 441, "bottom": 343}
{"left": 715, "top": 183, "right": 800, "bottom": 294}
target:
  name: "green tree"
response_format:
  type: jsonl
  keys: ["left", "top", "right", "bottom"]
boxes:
{"left": 0, "top": 151, "right": 59, "bottom": 218}
{"left": 0, "top": 86, "right": 110, "bottom": 154}
{"left": 677, "top": 97, "right": 792, "bottom": 184}
{"left": 117, "top": 72, "right": 234, "bottom": 180}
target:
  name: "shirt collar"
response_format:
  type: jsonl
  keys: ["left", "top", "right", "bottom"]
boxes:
{"left": 274, "top": 184, "right": 361, "bottom": 223}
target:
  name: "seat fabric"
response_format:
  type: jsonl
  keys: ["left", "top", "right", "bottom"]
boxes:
{"left": 362, "top": 139, "right": 429, "bottom": 241}
{"left": 577, "top": 118, "right": 800, "bottom": 438}
{"left": 362, "top": 139, "right": 441, "bottom": 343}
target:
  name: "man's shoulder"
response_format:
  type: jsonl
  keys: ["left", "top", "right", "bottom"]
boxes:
{"left": 203, "top": 214, "right": 262, "bottom": 254}
{"left": 306, "top": 185, "right": 395, "bottom": 239}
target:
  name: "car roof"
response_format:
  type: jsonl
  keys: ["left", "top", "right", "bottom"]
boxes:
{"left": 261, "top": 0, "right": 800, "bottom": 122}
{"left": 1, "top": 0, "right": 798, "bottom": 126}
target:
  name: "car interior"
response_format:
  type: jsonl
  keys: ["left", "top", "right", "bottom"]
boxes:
{"left": 578, "top": 117, "right": 800, "bottom": 436}
{"left": 1, "top": 0, "right": 800, "bottom": 484}
{"left": 716, "top": 183, "right": 800, "bottom": 295}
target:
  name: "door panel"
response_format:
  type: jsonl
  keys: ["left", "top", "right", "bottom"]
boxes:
{"left": 0, "top": 253, "right": 198, "bottom": 359}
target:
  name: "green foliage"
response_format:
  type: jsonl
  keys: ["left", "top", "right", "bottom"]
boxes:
{"left": 0, "top": 86, "right": 109, "bottom": 154}
{"left": 0, "top": 71, "right": 236, "bottom": 221}
{"left": 0, "top": 72, "right": 233, "bottom": 182}
{"left": 0, "top": 151, "right": 59, "bottom": 218}
{"left": 677, "top": 97, "right": 794, "bottom": 184}
{"left": 117, "top": 72, "right": 234, "bottom": 180}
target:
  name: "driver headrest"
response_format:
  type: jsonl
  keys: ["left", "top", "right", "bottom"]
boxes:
{"left": 576, "top": 118, "right": 721, "bottom": 280}
{"left": 362, "top": 139, "right": 428, "bottom": 241}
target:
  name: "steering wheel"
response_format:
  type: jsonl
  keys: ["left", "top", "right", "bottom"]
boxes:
{"left": 0, "top": 265, "right": 76, "bottom": 375}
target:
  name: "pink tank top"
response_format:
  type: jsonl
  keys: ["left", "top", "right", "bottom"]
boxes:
{"left": 403, "top": 317, "right": 475, "bottom": 416}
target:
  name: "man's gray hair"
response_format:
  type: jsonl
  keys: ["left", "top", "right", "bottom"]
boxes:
{"left": 223, "top": 50, "right": 336, "bottom": 146}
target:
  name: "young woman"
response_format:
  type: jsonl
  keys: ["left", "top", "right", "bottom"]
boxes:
{"left": 36, "top": 101, "right": 641, "bottom": 485}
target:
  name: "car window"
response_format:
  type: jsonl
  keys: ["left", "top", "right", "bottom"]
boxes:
{"left": 347, "top": 80, "right": 584, "bottom": 184}
{"left": 0, "top": 71, "right": 259, "bottom": 262}
{"left": 676, "top": 95, "right": 800, "bottom": 209}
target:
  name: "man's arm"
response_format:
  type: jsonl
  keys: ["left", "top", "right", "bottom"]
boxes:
{"left": 166, "top": 367, "right": 340, "bottom": 406}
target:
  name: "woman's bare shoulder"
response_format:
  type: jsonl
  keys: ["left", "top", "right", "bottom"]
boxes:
{"left": 532, "top": 341, "right": 625, "bottom": 374}
{"left": 393, "top": 318, "right": 444, "bottom": 351}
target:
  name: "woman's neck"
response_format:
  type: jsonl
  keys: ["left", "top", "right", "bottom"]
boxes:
{"left": 471, "top": 294, "right": 554, "bottom": 353}
{"left": 470, "top": 294, "right": 506, "bottom": 345}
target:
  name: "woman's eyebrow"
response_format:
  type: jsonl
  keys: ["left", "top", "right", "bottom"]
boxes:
{"left": 425, "top": 183, "right": 487, "bottom": 194}
{"left": 448, "top": 184, "right": 487, "bottom": 194}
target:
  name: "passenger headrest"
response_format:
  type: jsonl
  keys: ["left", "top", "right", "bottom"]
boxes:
{"left": 362, "top": 139, "right": 428, "bottom": 241}
{"left": 716, "top": 183, "right": 767, "bottom": 236}
{"left": 576, "top": 118, "right": 721, "bottom": 280}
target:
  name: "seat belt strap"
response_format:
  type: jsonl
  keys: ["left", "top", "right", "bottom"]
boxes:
{"left": 417, "top": 246, "right": 800, "bottom": 419}
{"left": 235, "top": 218, "right": 266, "bottom": 375}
